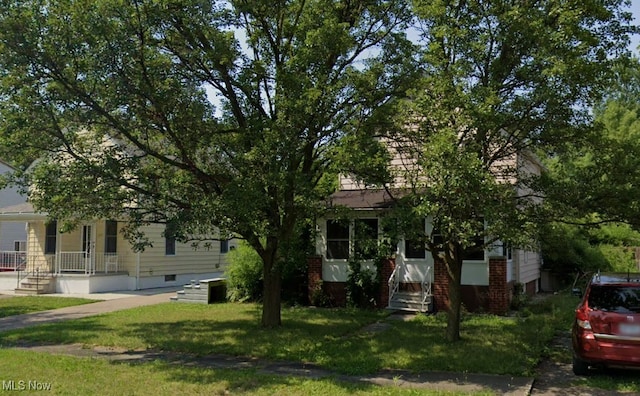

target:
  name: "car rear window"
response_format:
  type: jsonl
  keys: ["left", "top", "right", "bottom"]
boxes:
{"left": 588, "top": 285, "right": 640, "bottom": 313}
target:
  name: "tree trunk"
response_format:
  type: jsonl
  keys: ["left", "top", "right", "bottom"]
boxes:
{"left": 261, "top": 251, "right": 283, "bottom": 328}
{"left": 444, "top": 245, "right": 463, "bottom": 342}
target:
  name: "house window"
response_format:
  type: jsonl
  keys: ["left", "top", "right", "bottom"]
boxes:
{"left": 44, "top": 221, "right": 57, "bottom": 254}
{"left": 14, "top": 240, "right": 26, "bottom": 252}
{"left": 165, "top": 222, "right": 176, "bottom": 256}
{"left": 431, "top": 228, "right": 445, "bottom": 252}
{"left": 462, "top": 234, "right": 485, "bottom": 261}
{"left": 105, "top": 220, "right": 118, "bottom": 254}
{"left": 354, "top": 218, "right": 378, "bottom": 260}
{"left": 164, "top": 274, "right": 176, "bottom": 282}
{"left": 326, "top": 220, "right": 349, "bottom": 260}
{"left": 220, "top": 239, "right": 229, "bottom": 254}
{"left": 502, "top": 244, "right": 513, "bottom": 260}
{"left": 405, "top": 219, "right": 426, "bottom": 259}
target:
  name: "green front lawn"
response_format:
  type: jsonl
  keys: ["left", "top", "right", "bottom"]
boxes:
{"left": 1, "top": 349, "right": 473, "bottom": 396}
{"left": 0, "top": 294, "right": 575, "bottom": 377}
{"left": 0, "top": 296, "right": 98, "bottom": 318}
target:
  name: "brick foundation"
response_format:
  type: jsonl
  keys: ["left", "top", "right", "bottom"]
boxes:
{"left": 488, "top": 256, "right": 510, "bottom": 315}
{"left": 378, "top": 258, "right": 396, "bottom": 307}
{"left": 308, "top": 255, "right": 515, "bottom": 315}
{"left": 323, "top": 281, "right": 347, "bottom": 306}
{"left": 433, "top": 258, "right": 450, "bottom": 312}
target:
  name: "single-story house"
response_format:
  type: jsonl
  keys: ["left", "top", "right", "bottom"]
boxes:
{"left": 0, "top": 202, "right": 234, "bottom": 294}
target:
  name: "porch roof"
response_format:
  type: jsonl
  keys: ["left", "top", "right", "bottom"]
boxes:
{"left": 0, "top": 202, "right": 47, "bottom": 221}
{"left": 327, "top": 189, "right": 407, "bottom": 209}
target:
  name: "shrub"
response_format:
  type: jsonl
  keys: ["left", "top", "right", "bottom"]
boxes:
{"left": 345, "top": 259, "right": 381, "bottom": 309}
{"left": 225, "top": 241, "right": 263, "bottom": 302}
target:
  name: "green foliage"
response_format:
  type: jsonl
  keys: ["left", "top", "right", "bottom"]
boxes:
{"left": 345, "top": 259, "right": 381, "bottom": 309}
{"left": 542, "top": 59, "right": 640, "bottom": 228}
{"left": 386, "top": 0, "right": 633, "bottom": 341}
{"left": 597, "top": 244, "right": 637, "bottom": 272}
{"left": 541, "top": 222, "right": 640, "bottom": 281}
{"left": 226, "top": 221, "right": 313, "bottom": 304}
{"left": 0, "top": 0, "right": 416, "bottom": 326}
{"left": 541, "top": 223, "right": 607, "bottom": 276}
{"left": 225, "top": 242, "right": 263, "bottom": 302}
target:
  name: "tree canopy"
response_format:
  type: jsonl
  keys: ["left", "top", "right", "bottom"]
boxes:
{"left": 0, "top": 0, "right": 636, "bottom": 338}
{"left": 379, "top": 0, "right": 634, "bottom": 340}
{"left": 0, "top": 0, "right": 415, "bottom": 326}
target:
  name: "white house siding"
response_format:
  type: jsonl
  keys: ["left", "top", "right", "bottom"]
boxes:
{"left": 136, "top": 224, "right": 230, "bottom": 278}
{"left": 515, "top": 249, "right": 541, "bottom": 289}
{"left": 0, "top": 160, "right": 27, "bottom": 251}
{"left": 317, "top": 215, "right": 487, "bottom": 286}
{"left": 339, "top": 137, "right": 423, "bottom": 190}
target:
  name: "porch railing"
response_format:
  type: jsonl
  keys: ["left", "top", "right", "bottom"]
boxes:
{"left": 54, "top": 252, "right": 120, "bottom": 275}
{"left": 387, "top": 264, "right": 401, "bottom": 308}
{"left": 421, "top": 266, "right": 433, "bottom": 312}
{"left": 0, "top": 251, "right": 27, "bottom": 272}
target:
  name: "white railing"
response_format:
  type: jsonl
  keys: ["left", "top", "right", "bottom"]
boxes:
{"left": 56, "top": 252, "right": 92, "bottom": 274}
{"left": 55, "top": 252, "right": 120, "bottom": 275}
{"left": 388, "top": 264, "right": 401, "bottom": 308}
{"left": 421, "top": 266, "right": 433, "bottom": 312}
{"left": 0, "top": 251, "right": 27, "bottom": 271}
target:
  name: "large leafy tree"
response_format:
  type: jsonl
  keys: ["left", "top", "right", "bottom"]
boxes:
{"left": 544, "top": 58, "right": 640, "bottom": 227}
{"left": 541, "top": 58, "right": 640, "bottom": 279}
{"left": 0, "top": 0, "right": 415, "bottom": 326}
{"left": 382, "top": 0, "right": 634, "bottom": 341}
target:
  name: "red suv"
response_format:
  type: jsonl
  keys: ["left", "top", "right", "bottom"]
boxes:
{"left": 572, "top": 272, "right": 640, "bottom": 375}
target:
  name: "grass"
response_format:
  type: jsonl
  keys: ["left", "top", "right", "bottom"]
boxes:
{"left": 0, "top": 349, "right": 480, "bottom": 395}
{"left": 1, "top": 294, "right": 575, "bottom": 377}
{"left": 576, "top": 371, "right": 640, "bottom": 393}
{"left": 0, "top": 295, "right": 98, "bottom": 318}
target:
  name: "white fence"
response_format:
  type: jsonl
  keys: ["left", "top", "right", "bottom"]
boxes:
{"left": 0, "top": 251, "right": 26, "bottom": 271}
{"left": 55, "top": 252, "right": 120, "bottom": 274}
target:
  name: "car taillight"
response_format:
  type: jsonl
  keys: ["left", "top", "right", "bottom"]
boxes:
{"left": 576, "top": 308, "right": 592, "bottom": 330}
{"left": 577, "top": 319, "right": 592, "bottom": 330}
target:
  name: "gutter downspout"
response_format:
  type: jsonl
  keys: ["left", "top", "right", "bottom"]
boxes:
{"left": 135, "top": 247, "right": 141, "bottom": 290}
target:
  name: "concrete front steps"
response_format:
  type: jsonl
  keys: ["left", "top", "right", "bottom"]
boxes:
{"left": 171, "top": 278, "right": 227, "bottom": 304}
{"left": 171, "top": 282, "right": 209, "bottom": 304}
{"left": 15, "top": 275, "right": 56, "bottom": 295}
{"left": 388, "top": 291, "right": 433, "bottom": 313}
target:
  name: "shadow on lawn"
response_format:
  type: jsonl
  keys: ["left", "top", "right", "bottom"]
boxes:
{"left": 0, "top": 317, "right": 111, "bottom": 346}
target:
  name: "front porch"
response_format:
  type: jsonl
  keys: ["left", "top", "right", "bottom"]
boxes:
{"left": 0, "top": 251, "right": 121, "bottom": 275}
{"left": 0, "top": 250, "right": 125, "bottom": 294}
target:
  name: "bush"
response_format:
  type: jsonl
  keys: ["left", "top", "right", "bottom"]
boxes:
{"left": 225, "top": 241, "right": 263, "bottom": 302}
{"left": 345, "top": 259, "right": 381, "bottom": 309}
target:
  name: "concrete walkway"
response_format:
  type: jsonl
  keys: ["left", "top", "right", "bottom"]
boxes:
{"left": 0, "top": 288, "right": 535, "bottom": 395}
{"left": 0, "top": 287, "right": 179, "bottom": 331}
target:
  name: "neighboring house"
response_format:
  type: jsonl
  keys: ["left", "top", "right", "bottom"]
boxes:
{"left": 0, "top": 202, "right": 234, "bottom": 293}
{"left": 0, "top": 159, "right": 27, "bottom": 271}
{"left": 308, "top": 145, "right": 544, "bottom": 315}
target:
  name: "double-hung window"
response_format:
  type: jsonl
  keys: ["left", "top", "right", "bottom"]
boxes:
{"left": 105, "top": 220, "right": 118, "bottom": 254}
{"left": 326, "top": 220, "right": 349, "bottom": 259}
{"left": 354, "top": 219, "right": 379, "bottom": 260}
{"left": 45, "top": 221, "right": 57, "bottom": 254}
{"left": 405, "top": 219, "right": 426, "bottom": 259}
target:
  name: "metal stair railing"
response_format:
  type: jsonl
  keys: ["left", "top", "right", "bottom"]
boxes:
{"left": 421, "top": 266, "right": 432, "bottom": 312}
{"left": 16, "top": 256, "right": 55, "bottom": 289}
{"left": 388, "top": 264, "right": 401, "bottom": 308}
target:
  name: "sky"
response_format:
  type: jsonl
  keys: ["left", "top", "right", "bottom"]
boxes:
{"left": 629, "top": 0, "right": 640, "bottom": 52}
